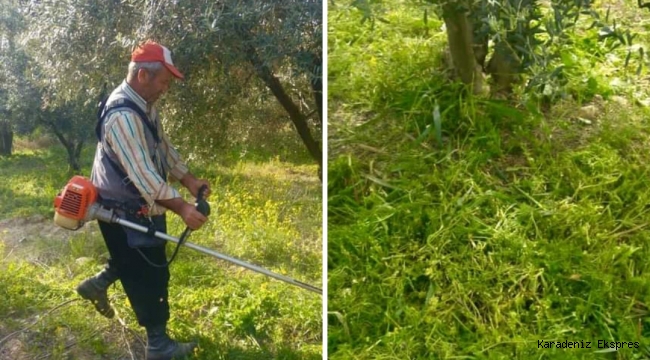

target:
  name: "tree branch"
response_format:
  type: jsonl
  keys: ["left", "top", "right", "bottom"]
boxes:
{"left": 37, "top": 115, "right": 70, "bottom": 149}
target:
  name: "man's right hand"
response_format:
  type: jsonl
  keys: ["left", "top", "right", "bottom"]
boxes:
{"left": 157, "top": 197, "right": 208, "bottom": 230}
{"left": 179, "top": 202, "right": 208, "bottom": 230}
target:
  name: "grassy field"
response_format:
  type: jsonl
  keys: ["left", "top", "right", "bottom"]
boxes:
{"left": 328, "top": 1, "right": 650, "bottom": 359}
{"left": 0, "top": 138, "right": 322, "bottom": 359}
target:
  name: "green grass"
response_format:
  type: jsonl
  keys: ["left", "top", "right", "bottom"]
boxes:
{"left": 329, "top": 1, "right": 650, "bottom": 359}
{"left": 0, "top": 141, "right": 322, "bottom": 359}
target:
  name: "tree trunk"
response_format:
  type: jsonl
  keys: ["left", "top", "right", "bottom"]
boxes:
{"left": 69, "top": 140, "right": 84, "bottom": 174}
{"left": 263, "top": 64, "right": 322, "bottom": 169}
{"left": 245, "top": 44, "right": 322, "bottom": 170}
{"left": 486, "top": 41, "right": 520, "bottom": 98}
{"left": 442, "top": 2, "right": 483, "bottom": 94}
{"left": 0, "top": 122, "right": 13, "bottom": 156}
{"left": 309, "top": 52, "right": 323, "bottom": 127}
{"left": 60, "top": 139, "right": 83, "bottom": 174}
{"left": 44, "top": 120, "right": 83, "bottom": 174}
{"left": 228, "top": 12, "right": 322, "bottom": 176}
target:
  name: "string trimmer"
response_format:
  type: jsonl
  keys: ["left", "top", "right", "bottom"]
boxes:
{"left": 53, "top": 176, "right": 322, "bottom": 295}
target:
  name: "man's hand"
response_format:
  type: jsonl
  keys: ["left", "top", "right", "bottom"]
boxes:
{"left": 178, "top": 202, "right": 208, "bottom": 230}
{"left": 156, "top": 197, "right": 208, "bottom": 230}
{"left": 191, "top": 178, "right": 211, "bottom": 199}
{"left": 181, "top": 173, "right": 211, "bottom": 199}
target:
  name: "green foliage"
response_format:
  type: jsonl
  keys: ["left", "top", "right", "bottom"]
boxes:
{"left": 329, "top": 2, "right": 650, "bottom": 359}
{"left": 0, "top": 1, "right": 38, "bottom": 136}
{"left": 149, "top": 0, "right": 323, "bottom": 165}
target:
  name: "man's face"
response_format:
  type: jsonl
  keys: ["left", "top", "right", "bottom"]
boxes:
{"left": 141, "top": 66, "right": 173, "bottom": 103}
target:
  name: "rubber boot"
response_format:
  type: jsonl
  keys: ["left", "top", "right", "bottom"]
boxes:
{"left": 76, "top": 267, "right": 118, "bottom": 318}
{"left": 145, "top": 325, "right": 197, "bottom": 360}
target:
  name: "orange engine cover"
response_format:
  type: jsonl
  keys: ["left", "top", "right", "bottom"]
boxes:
{"left": 54, "top": 176, "right": 98, "bottom": 220}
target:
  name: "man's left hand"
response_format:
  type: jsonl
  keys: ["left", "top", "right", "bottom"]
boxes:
{"left": 190, "top": 178, "right": 211, "bottom": 199}
{"left": 182, "top": 174, "right": 211, "bottom": 199}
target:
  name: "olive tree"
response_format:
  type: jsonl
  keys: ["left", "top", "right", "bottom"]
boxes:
{"left": 141, "top": 0, "right": 323, "bottom": 170}
{"left": 5, "top": 0, "right": 322, "bottom": 175}
{"left": 3, "top": 0, "right": 139, "bottom": 170}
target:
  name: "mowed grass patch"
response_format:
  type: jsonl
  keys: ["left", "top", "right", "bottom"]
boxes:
{"left": 329, "top": 104, "right": 650, "bottom": 360}
{"left": 329, "top": 1, "right": 650, "bottom": 359}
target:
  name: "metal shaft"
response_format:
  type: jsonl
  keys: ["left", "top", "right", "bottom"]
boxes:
{"left": 113, "top": 217, "right": 322, "bottom": 295}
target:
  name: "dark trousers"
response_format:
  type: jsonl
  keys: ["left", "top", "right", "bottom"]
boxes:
{"left": 98, "top": 220, "right": 170, "bottom": 328}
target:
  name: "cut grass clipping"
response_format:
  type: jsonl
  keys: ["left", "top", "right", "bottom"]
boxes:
{"left": 329, "top": 1, "right": 650, "bottom": 359}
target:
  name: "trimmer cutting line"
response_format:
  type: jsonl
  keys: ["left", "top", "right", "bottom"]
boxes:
{"left": 53, "top": 176, "right": 322, "bottom": 295}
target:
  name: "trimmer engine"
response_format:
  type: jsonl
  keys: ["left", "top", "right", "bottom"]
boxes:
{"left": 53, "top": 176, "right": 98, "bottom": 230}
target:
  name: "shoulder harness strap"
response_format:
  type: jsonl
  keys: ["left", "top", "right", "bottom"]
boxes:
{"left": 95, "top": 97, "right": 162, "bottom": 200}
{"left": 96, "top": 97, "right": 160, "bottom": 143}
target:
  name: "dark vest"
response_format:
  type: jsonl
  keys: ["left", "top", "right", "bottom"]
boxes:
{"left": 90, "top": 89, "right": 163, "bottom": 206}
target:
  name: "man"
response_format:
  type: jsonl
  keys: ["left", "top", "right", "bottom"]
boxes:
{"left": 76, "top": 40, "right": 209, "bottom": 360}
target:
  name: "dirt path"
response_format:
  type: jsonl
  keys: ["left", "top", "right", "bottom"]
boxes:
{"left": 0, "top": 215, "right": 99, "bottom": 261}
{"left": 0, "top": 214, "right": 71, "bottom": 244}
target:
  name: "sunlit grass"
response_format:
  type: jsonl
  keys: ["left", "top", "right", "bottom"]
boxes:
{"left": 0, "top": 141, "right": 322, "bottom": 359}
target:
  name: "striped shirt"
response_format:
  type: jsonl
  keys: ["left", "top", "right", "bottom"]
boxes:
{"left": 103, "top": 81, "right": 188, "bottom": 215}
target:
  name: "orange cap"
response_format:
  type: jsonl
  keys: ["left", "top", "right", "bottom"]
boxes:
{"left": 131, "top": 40, "right": 184, "bottom": 80}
